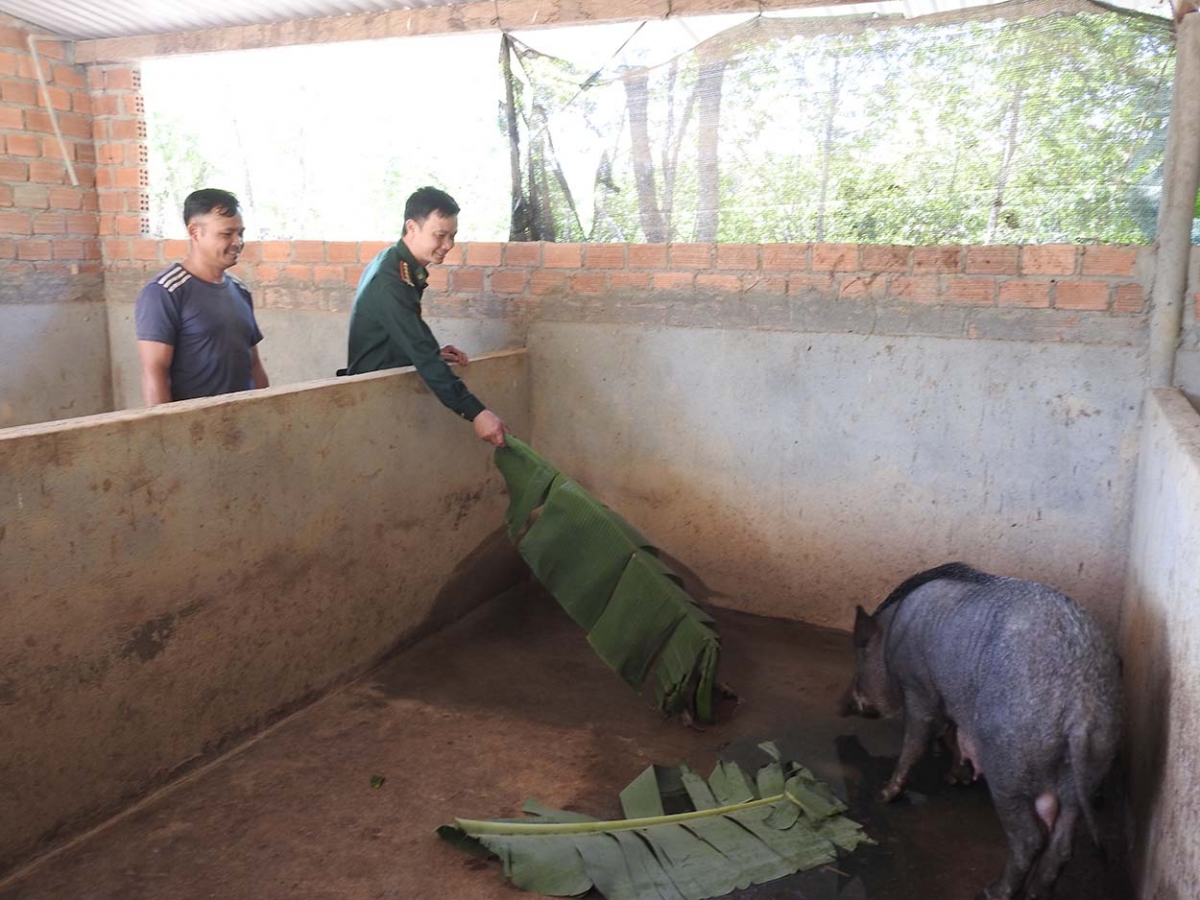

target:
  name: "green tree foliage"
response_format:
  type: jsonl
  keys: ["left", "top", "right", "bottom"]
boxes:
{"left": 502, "top": 35, "right": 599, "bottom": 242}
{"left": 506, "top": 5, "right": 1172, "bottom": 244}
{"left": 145, "top": 4, "right": 1173, "bottom": 244}
{"left": 145, "top": 111, "right": 216, "bottom": 237}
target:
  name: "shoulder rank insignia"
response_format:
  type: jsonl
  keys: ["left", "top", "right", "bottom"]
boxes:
{"left": 399, "top": 260, "right": 415, "bottom": 287}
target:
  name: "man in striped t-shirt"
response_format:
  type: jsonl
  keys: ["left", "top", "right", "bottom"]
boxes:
{"left": 135, "top": 188, "right": 269, "bottom": 404}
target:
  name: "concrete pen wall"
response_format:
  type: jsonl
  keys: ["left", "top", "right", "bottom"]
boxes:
{"left": 1120, "top": 388, "right": 1200, "bottom": 900}
{"left": 527, "top": 320, "right": 1145, "bottom": 634}
{"left": 0, "top": 349, "right": 529, "bottom": 873}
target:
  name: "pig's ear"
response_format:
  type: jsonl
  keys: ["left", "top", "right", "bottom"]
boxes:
{"left": 853, "top": 605, "right": 877, "bottom": 648}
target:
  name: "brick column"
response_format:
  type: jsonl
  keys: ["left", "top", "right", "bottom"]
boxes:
{"left": 88, "top": 62, "right": 147, "bottom": 255}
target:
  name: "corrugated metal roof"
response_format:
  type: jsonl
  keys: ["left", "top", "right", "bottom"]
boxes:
{"left": 1, "top": 0, "right": 1166, "bottom": 43}
{"left": 0, "top": 0, "right": 465, "bottom": 40}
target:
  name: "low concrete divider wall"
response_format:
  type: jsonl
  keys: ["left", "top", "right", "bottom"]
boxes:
{"left": 0, "top": 349, "right": 529, "bottom": 874}
{"left": 1119, "top": 388, "right": 1200, "bottom": 900}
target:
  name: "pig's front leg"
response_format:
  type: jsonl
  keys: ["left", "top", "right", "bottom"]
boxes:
{"left": 881, "top": 704, "right": 935, "bottom": 802}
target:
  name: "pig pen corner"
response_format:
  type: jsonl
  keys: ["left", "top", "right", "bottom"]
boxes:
{"left": 3, "top": 0, "right": 1200, "bottom": 890}
{"left": 6, "top": 351, "right": 1192, "bottom": 900}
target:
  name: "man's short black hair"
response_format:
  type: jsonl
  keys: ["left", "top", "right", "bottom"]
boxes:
{"left": 183, "top": 188, "right": 240, "bottom": 225}
{"left": 404, "top": 186, "right": 460, "bottom": 225}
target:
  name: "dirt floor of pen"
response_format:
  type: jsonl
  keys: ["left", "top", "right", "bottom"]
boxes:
{"left": 0, "top": 583, "right": 1132, "bottom": 900}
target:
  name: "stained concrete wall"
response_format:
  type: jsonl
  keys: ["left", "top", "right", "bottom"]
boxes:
{"left": 527, "top": 322, "right": 1144, "bottom": 634}
{"left": 1119, "top": 388, "right": 1200, "bottom": 900}
{"left": 0, "top": 299, "right": 111, "bottom": 428}
{"left": 1177, "top": 348, "right": 1200, "bottom": 407}
{"left": 0, "top": 350, "right": 530, "bottom": 873}
{"left": 1177, "top": 324, "right": 1200, "bottom": 409}
{"left": 1173, "top": 246, "right": 1200, "bottom": 407}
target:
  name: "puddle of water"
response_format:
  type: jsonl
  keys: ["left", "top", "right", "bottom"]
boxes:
{"left": 725, "top": 734, "right": 1131, "bottom": 900}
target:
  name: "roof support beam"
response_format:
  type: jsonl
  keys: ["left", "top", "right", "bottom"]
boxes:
{"left": 1150, "top": 12, "right": 1200, "bottom": 388}
{"left": 74, "top": 0, "right": 841, "bottom": 63}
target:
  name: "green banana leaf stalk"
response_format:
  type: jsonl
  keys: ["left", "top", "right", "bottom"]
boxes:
{"left": 438, "top": 741, "right": 872, "bottom": 899}
{"left": 493, "top": 436, "right": 722, "bottom": 723}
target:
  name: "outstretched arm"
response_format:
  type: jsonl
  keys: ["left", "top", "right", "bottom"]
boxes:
{"left": 373, "top": 287, "right": 486, "bottom": 422}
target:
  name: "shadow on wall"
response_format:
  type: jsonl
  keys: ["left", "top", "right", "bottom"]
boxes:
{"left": 410, "top": 524, "right": 530, "bottom": 652}
{"left": 1120, "top": 572, "right": 1173, "bottom": 897}
{"left": 1174, "top": 346, "right": 1200, "bottom": 414}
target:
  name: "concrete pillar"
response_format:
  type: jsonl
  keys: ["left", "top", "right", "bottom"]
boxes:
{"left": 1151, "top": 14, "right": 1200, "bottom": 388}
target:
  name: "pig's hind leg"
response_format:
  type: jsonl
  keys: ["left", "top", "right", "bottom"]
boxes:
{"left": 1023, "top": 794, "right": 1078, "bottom": 899}
{"left": 978, "top": 791, "right": 1051, "bottom": 900}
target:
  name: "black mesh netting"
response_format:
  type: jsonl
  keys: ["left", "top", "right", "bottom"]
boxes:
{"left": 502, "top": 0, "right": 1174, "bottom": 245}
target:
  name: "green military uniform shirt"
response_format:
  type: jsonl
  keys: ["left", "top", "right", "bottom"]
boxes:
{"left": 346, "top": 240, "right": 485, "bottom": 421}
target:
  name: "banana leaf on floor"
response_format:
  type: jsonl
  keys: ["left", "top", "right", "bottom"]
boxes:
{"left": 437, "top": 741, "right": 872, "bottom": 900}
{"left": 493, "top": 436, "right": 722, "bottom": 723}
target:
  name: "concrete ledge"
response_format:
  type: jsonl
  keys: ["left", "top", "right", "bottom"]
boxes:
{"left": 0, "top": 350, "right": 530, "bottom": 874}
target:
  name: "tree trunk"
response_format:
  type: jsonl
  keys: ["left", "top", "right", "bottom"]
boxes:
{"left": 695, "top": 45, "right": 727, "bottom": 242}
{"left": 528, "top": 128, "right": 556, "bottom": 243}
{"left": 661, "top": 60, "right": 678, "bottom": 237}
{"left": 621, "top": 67, "right": 667, "bottom": 243}
{"left": 229, "top": 116, "right": 258, "bottom": 236}
{"left": 546, "top": 129, "right": 583, "bottom": 240}
{"left": 815, "top": 54, "right": 842, "bottom": 243}
{"left": 500, "top": 35, "right": 532, "bottom": 241}
{"left": 986, "top": 82, "right": 1025, "bottom": 242}
{"left": 663, "top": 74, "right": 699, "bottom": 240}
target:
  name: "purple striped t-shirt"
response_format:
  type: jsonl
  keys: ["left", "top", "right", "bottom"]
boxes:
{"left": 135, "top": 263, "right": 264, "bottom": 401}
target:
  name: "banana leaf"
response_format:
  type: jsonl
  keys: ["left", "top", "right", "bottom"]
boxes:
{"left": 438, "top": 742, "right": 872, "bottom": 900}
{"left": 494, "top": 436, "right": 722, "bottom": 723}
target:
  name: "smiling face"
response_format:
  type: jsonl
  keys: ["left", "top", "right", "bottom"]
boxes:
{"left": 188, "top": 208, "right": 245, "bottom": 272}
{"left": 402, "top": 210, "right": 458, "bottom": 268}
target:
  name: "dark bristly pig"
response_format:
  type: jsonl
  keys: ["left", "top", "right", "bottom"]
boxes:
{"left": 839, "top": 562, "right": 1123, "bottom": 900}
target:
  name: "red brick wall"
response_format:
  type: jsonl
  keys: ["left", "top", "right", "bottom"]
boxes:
{"left": 0, "top": 17, "right": 100, "bottom": 295}
{"left": 104, "top": 237, "right": 1148, "bottom": 347}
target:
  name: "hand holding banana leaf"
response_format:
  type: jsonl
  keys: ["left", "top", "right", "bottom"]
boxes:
{"left": 493, "top": 437, "right": 723, "bottom": 723}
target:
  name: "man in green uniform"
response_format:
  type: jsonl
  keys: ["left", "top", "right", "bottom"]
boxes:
{"left": 345, "top": 187, "right": 508, "bottom": 447}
